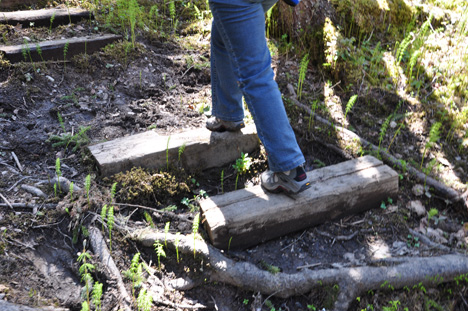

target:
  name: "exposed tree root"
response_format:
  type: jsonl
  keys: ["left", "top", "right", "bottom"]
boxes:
{"left": 88, "top": 227, "right": 133, "bottom": 311}
{"left": 132, "top": 228, "right": 468, "bottom": 311}
{"left": 291, "top": 97, "right": 468, "bottom": 210}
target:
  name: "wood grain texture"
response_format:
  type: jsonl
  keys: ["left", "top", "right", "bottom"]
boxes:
{"left": 0, "top": 8, "right": 90, "bottom": 27}
{"left": 200, "top": 155, "right": 399, "bottom": 250}
{"left": 0, "top": 34, "right": 121, "bottom": 63}
{"left": 88, "top": 124, "right": 260, "bottom": 177}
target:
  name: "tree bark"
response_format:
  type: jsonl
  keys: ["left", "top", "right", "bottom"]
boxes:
{"left": 132, "top": 228, "right": 468, "bottom": 311}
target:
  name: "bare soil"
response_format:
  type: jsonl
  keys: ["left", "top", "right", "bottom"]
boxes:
{"left": 1, "top": 3, "right": 468, "bottom": 311}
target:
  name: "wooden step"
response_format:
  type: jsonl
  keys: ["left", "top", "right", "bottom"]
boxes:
{"left": 0, "top": 8, "right": 91, "bottom": 27}
{"left": 200, "top": 155, "right": 399, "bottom": 250}
{"left": 0, "top": 34, "right": 121, "bottom": 63}
{"left": 88, "top": 124, "right": 260, "bottom": 177}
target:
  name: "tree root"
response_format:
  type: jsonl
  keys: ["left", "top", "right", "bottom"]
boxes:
{"left": 88, "top": 227, "right": 132, "bottom": 311}
{"left": 132, "top": 228, "right": 468, "bottom": 311}
{"left": 291, "top": 98, "right": 468, "bottom": 210}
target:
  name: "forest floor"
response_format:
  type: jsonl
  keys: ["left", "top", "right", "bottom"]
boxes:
{"left": 1, "top": 1, "right": 468, "bottom": 311}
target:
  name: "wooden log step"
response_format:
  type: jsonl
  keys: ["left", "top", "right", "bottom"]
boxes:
{"left": 0, "top": 8, "right": 91, "bottom": 27}
{"left": 200, "top": 155, "right": 399, "bottom": 250}
{"left": 88, "top": 124, "right": 260, "bottom": 177}
{"left": 0, "top": 34, "right": 121, "bottom": 63}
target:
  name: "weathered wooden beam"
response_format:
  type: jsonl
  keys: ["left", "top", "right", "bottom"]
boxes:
{"left": 88, "top": 125, "right": 260, "bottom": 177}
{"left": 0, "top": 34, "right": 121, "bottom": 63}
{"left": 200, "top": 155, "right": 399, "bottom": 250}
{"left": 0, "top": 8, "right": 91, "bottom": 27}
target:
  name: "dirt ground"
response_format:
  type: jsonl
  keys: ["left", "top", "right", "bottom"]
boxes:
{"left": 1, "top": 3, "right": 468, "bottom": 311}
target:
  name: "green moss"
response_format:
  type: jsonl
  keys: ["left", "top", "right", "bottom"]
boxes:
{"left": 331, "top": 0, "right": 414, "bottom": 37}
{"left": 112, "top": 167, "right": 192, "bottom": 207}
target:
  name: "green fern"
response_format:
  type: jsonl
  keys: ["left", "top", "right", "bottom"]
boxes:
{"left": 378, "top": 114, "right": 393, "bottom": 155}
{"left": 175, "top": 232, "right": 181, "bottom": 263}
{"left": 92, "top": 282, "right": 103, "bottom": 311}
{"left": 100, "top": 205, "right": 107, "bottom": 232}
{"left": 154, "top": 240, "right": 166, "bottom": 270}
{"left": 344, "top": 95, "right": 357, "bottom": 120}
{"left": 107, "top": 205, "right": 115, "bottom": 253}
{"left": 85, "top": 174, "right": 91, "bottom": 205}
{"left": 164, "top": 222, "right": 170, "bottom": 247}
{"left": 297, "top": 53, "right": 309, "bottom": 99}
{"left": 137, "top": 288, "right": 153, "bottom": 311}
{"left": 421, "top": 122, "right": 442, "bottom": 169}
{"left": 192, "top": 213, "right": 200, "bottom": 258}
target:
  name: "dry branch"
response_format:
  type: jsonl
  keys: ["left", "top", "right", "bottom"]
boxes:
{"left": 88, "top": 227, "right": 132, "bottom": 311}
{"left": 291, "top": 98, "right": 467, "bottom": 209}
{"left": 132, "top": 228, "right": 468, "bottom": 311}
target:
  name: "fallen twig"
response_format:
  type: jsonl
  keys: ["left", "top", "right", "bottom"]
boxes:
{"left": 315, "top": 229, "right": 358, "bottom": 241}
{"left": 133, "top": 228, "right": 468, "bottom": 311}
{"left": 115, "top": 202, "right": 193, "bottom": 222}
{"left": 7, "top": 176, "right": 31, "bottom": 192}
{"left": 0, "top": 202, "right": 57, "bottom": 209}
{"left": 88, "top": 227, "right": 132, "bottom": 311}
{"left": 0, "top": 193, "right": 13, "bottom": 209}
{"left": 11, "top": 151, "right": 23, "bottom": 172}
{"left": 408, "top": 228, "right": 454, "bottom": 253}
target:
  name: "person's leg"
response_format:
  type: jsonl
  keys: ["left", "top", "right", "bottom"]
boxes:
{"left": 210, "top": 11, "right": 244, "bottom": 122}
{"left": 209, "top": 0, "right": 305, "bottom": 172}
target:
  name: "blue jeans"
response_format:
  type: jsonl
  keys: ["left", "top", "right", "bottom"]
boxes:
{"left": 209, "top": 0, "right": 305, "bottom": 172}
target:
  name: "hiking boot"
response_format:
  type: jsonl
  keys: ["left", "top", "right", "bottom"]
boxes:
{"left": 206, "top": 117, "right": 245, "bottom": 132}
{"left": 261, "top": 165, "right": 311, "bottom": 194}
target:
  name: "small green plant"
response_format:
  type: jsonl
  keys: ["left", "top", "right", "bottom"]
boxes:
{"left": 92, "top": 282, "right": 103, "bottom": 311}
{"left": 260, "top": 260, "right": 281, "bottom": 274}
{"left": 168, "top": 1, "right": 176, "bottom": 28}
{"left": 428, "top": 208, "right": 439, "bottom": 221}
{"left": 178, "top": 142, "right": 186, "bottom": 162}
{"left": 123, "top": 252, "right": 144, "bottom": 298}
{"left": 69, "top": 182, "right": 74, "bottom": 201}
{"left": 164, "top": 221, "right": 170, "bottom": 246}
{"left": 63, "top": 41, "right": 70, "bottom": 72}
{"left": 154, "top": 240, "right": 166, "bottom": 270}
{"left": 380, "top": 197, "right": 393, "bottom": 210}
{"left": 136, "top": 288, "right": 153, "bottom": 311}
{"left": 100, "top": 204, "right": 107, "bottom": 232}
{"left": 220, "top": 169, "right": 224, "bottom": 194}
{"left": 382, "top": 300, "right": 400, "bottom": 311}
{"left": 143, "top": 211, "right": 155, "bottom": 228}
{"left": 344, "top": 94, "right": 357, "bottom": 120}
{"left": 407, "top": 234, "right": 420, "bottom": 248}
{"left": 420, "top": 122, "right": 442, "bottom": 169}
{"left": 36, "top": 44, "right": 44, "bottom": 62}
{"left": 81, "top": 301, "right": 89, "bottom": 311}
{"left": 308, "top": 100, "right": 318, "bottom": 130}
{"left": 110, "top": 182, "right": 118, "bottom": 203}
{"left": 378, "top": 114, "right": 393, "bottom": 156}
{"left": 54, "top": 183, "right": 58, "bottom": 198}
{"left": 166, "top": 136, "right": 171, "bottom": 170}
{"left": 107, "top": 205, "right": 115, "bottom": 253}
{"left": 232, "top": 152, "right": 252, "bottom": 190}
{"left": 49, "top": 11, "right": 56, "bottom": 33}
{"left": 55, "top": 157, "right": 62, "bottom": 192}
{"left": 175, "top": 232, "right": 181, "bottom": 263}
{"left": 77, "top": 248, "right": 95, "bottom": 308}
{"left": 297, "top": 53, "right": 309, "bottom": 99}
{"left": 192, "top": 213, "right": 200, "bottom": 258}
{"left": 48, "top": 125, "right": 91, "bottom": 152}
{"left": 85, "top": 174, "right": 91, "bottom": 205}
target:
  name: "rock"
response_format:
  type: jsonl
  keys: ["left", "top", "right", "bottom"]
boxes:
{"left": 407, "top": 200, "right": 426, "bottom": 217}
{"left": 412, "top": 184, "right": 425, "bottom": 196}
{"left": 426, "top": 227, "right": 448, "bottom": 244}
{"left": 167, "top": 276, "right": 197, "bottom": 291}
{"left": 390, "top": 120, "right": 397, "bottom": 128}
{"left": 21, "top": 184, "right": 48, "bottom": 198}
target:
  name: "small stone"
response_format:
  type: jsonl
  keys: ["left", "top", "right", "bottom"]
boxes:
{"left": 390, "top": 120, "right": 397, "bottom": 128}
{"left": 407, "top": 200, "right": 426, "bottom": 217}
{"left": 46, "top": 75, "right": 55, "bottom": 82}
{"left": 168, "top": 277, "right": 196, "bottom": 291}
{"left": 412, "top": 184, "right": 425, "bottom": 196}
